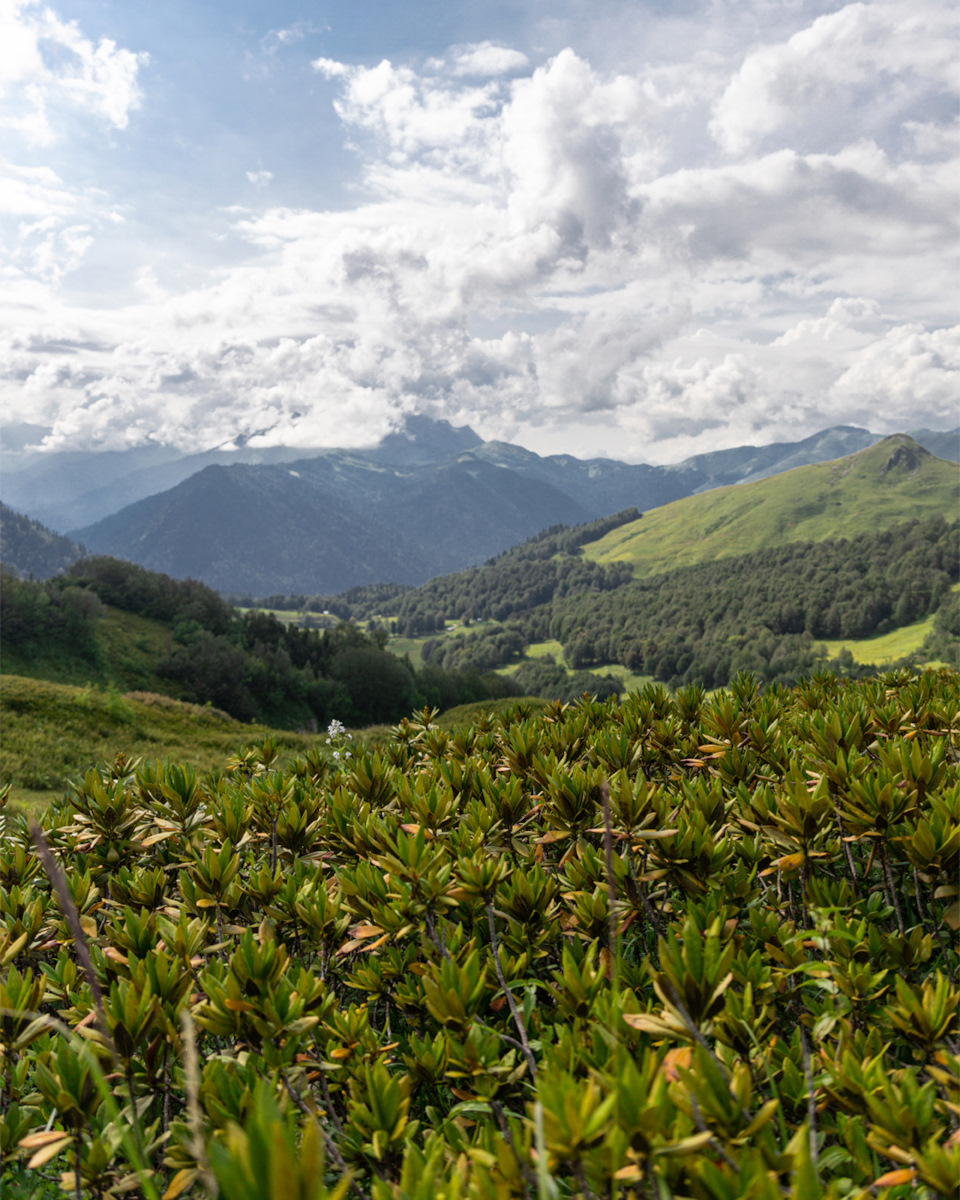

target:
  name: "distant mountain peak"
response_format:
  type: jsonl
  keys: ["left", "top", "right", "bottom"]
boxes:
{"left": 365, "top": 415, "right": 483, "bottom": 466}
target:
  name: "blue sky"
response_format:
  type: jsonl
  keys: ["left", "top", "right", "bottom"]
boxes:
{"left": 1, "top": 0, "right": 957, "bottom": 463}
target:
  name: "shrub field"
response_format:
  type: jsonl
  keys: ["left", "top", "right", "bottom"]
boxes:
{"left": 1, "top": 669, "right": 958, "bottom": 1198}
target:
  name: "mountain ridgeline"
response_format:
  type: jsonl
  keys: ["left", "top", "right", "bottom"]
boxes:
{"left": 67, "top": 425, "right": 955, "bottom": 595}
{"left": 1, "top": 433, "right": 957, "bottom": 719}
{"left": 2, "top": 416, "right": 955, "bottom": 594}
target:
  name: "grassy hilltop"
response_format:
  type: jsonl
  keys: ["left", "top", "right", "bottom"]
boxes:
{"left": 0, "top": 674, "right": 317, "bottom": 816}
{"left": 584, "top": 435, "right": 958, "bottom": 576}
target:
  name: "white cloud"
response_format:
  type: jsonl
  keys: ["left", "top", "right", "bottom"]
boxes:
{"left": 1, "top": 3, "right": 957, "bottom": 461}
{"left": 831, "top": 322, "right": 960, "bottom": 425}
{"left": 0, "top": 0, "right": 147, "bottom": 145}
{"left": 711, "top": 1, "right": 956, "bottom": 155}
{"left": 446, "top": 42, "right": 530, "bottom": 77}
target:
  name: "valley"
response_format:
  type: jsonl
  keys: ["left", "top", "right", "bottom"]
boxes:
{"left": 2, "top": 429, "right": 957, "bottom": 816}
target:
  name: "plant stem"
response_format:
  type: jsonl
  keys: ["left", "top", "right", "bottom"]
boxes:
{"left": 485, "top": 901, "right": 538, "bottom": 1079}
{"left": 880, "top": 841, "right": 905, "bottom": 936}
{"left": 798, "top": 1025, "right": 819, "bottom": 1180}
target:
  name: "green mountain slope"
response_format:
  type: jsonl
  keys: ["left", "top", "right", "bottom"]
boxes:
{"left": 583, "top": 435, "right": 959, "bottom": 576}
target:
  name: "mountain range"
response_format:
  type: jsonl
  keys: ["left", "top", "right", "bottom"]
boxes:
{"left": 0, "top": 417, "right": 956, "bottom": 595}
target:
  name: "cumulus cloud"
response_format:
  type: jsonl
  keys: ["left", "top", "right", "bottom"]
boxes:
{"left": 0, "top": 0, "right": 147, "bottom": 144}
{"left": 711, "top": 1, "right": 956, "bottom": 155}
{"left": 1, "top": 1, "right": 957, "bottom": 460}
{"left": 831, "top": 323, "right": 960, "bottom": 425}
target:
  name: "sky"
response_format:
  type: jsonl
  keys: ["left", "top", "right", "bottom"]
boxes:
{"left": 0, "top": 0, "right": 957, "bottom": 465}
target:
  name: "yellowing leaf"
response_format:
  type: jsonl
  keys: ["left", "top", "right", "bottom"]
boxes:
{"left": 660, "top": 1047, "right": 692, "bottom": 1082}
{"left": 19, "top": 1131, "right": 73, "bottom": 1149}
{"left": 162, "top": 1168, "right": 199, "bottom": 1200}
{"left": 27, "top": 1137, "right": 73, "bottom": 1168}
{"left": 654, "top": 1132, "right": 714, "bottom": 1156}
{"left": 873, "top": 1168, "right": 917, "bottom": 1187}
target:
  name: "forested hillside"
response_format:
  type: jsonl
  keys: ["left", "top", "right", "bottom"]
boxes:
{"left": 292, "top": 515, "right": 958, "bottom": 688}
{"left": 585, "top": 435, "right": 958, "bottom": 577}
{"left": 0, "top": 558, "right": 518, "bottom": 729}
{"left": 0, "top": 502, "right": 84, "bottom": 579}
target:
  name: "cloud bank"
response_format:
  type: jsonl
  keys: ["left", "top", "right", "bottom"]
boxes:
{"left": 0, "top": 1, "right": 957, "bottom": 463}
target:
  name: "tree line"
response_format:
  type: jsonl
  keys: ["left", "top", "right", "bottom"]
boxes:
{"left": 308, "top": 514, "right": 957, "bottom": 688}
{"left": 0, "top": 558, "right": 519, "bottom": 728}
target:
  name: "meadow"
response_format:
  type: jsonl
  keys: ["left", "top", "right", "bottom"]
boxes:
{"left": 0, "top": 675, "right": 317, "bottom": 818}
{"left": 583, "top": 438, "right": 959, "bottom": 579}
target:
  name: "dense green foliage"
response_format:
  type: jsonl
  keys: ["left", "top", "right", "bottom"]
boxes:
{"left": 1, "top": 670, "right": 957, "bottom": 1198}
{"left": 301, "top": 516, "right": 957, "bottom": 687}
{"left": 0, "top": 567, "right": 104, "bottom": 663}
{"left": 511, "top": 657, "right": 622, "bottom": 703}
{"left": 920, "top": 591, "right": 960, "bottom": 667}
{"left": 1, "top": 559, "right": 519, "bottom": 730}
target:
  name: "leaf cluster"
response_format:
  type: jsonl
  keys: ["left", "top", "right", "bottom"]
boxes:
{"left": 2, "top": 668, "right": 959, "bottom": 1198}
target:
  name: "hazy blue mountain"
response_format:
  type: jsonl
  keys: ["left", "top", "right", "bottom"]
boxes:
{"left": 361, "top": 414, "right": 483, "bottom": 465}
{"left": 66, "top": 418, "right": 960, "bottom": 595}
{"left": 907, "top": 427, "right": 959, "bottom": 464}
{"left": 0, "top": 416, "right": 484, "bottom": 532}
{"left": 73, "top": 453, "right": 590, "bottom": 595}
{"left": 663, "top": 426, "right": 882, "bottom": 491}
{"left": 4, "top": 413, "right": 957, "bottom": 536}
{"left": 0, "top": 442, "right": 185, "bottom": 532}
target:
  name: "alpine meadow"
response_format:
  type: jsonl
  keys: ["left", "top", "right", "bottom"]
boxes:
{"left": 2, "top": 1, "right": 960, "bottom": 1198}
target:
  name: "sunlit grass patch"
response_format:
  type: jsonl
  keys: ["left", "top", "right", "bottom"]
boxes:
{"left": 526, "top": 639, "right": 564, "bottom": 659}
{"left": 588, "top": 663, "right": 653, "bottom": 695}
{"left": 583, "top": 440, "right": 959, "bottom": 578}
{"left": 0, "top": 674, "right": 316, "bottom": 805}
